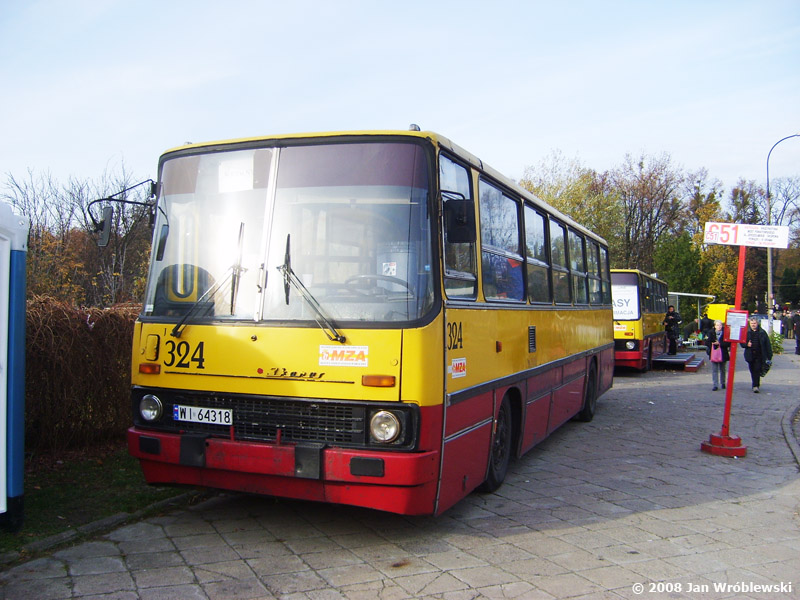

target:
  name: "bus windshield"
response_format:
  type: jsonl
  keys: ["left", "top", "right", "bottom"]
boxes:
{"left": 143, "top": 141, "right": 435, "bottom": 325}
{"left": 611, "top": 271, "right": 641, "bottom": 320}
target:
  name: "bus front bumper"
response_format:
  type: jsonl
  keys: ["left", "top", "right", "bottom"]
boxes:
{"left": 615, "top": 350, "right": 646, "bottom": 368}
{"left": 127, "top": 428, "right": 440, "bottom": 515}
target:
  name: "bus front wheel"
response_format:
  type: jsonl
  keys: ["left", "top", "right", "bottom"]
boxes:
{"left": 479, "top": 396, "right": 512, "bottom": 493}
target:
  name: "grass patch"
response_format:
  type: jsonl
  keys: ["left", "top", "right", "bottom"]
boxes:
{"left": 0, "top": 442, "right": 186, "bottom": 559}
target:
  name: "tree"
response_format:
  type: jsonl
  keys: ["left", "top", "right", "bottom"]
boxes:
{"left": 610, "top": 153, "right": 686, "bottom": 273}
{"left": 685, "top": 169, "right": 724, "bottom": 238}
{"left": 705, "top": 245, "right": 739, "bottom": 304}
{"left": 519, "top": 152, "right": 624, "bottom": 264}
{"left": 684, "top": 169, "right": 735, "bottom": 303}
{"left": 778, "top": 266, "right": 800, "bottom": 307}
{"left": 2, "top": 168, "right": 154, "bottom": 306}
{"left": 768, "top": 176, "right": 800, "bottom": 231}
{"left": 74, "top": 170, "right": 154, "bottom": 305}
{"left": 3, "top": 171, "right": 87, "bottom": 301}
{"left": 654, "top": 231, "right": 702, "bottom": 308}
{"left": 766, "top": 176, "right": 800, "bottom": 291}
{"left": 729, "top": 179, "right": 764, "bottom": 225}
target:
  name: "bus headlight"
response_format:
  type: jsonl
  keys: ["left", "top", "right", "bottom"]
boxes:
{"left": 625, "top": 341, "right": 635, "bottom": 350}
{"left": 370, "top": 410, "right": 401, "bottom": 443}
{"left": 140, "top": 394, "right": 163, "bottom": 421}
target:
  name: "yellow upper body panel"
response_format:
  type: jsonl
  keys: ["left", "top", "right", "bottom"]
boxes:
{"left": 613, "top": 312, "right": 663, "bottom": 341}
{"left": 444, "top": 305, "right": 612, "bottom": 394}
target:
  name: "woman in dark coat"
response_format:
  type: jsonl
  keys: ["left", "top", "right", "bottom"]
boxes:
{"left": 744, "top": 316, "right": 773, "bottom": 393}
{"left": 704, "top": 320, "right": 731, "bottom": 391}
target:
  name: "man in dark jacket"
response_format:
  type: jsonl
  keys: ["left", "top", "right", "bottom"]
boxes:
{"left": 663, "top": 305, "right": 681, "bottom": 355}
{"left": 699, "top": 313, "right": 714, "bottom": 339}
{"left": 744, "top": 316, "right": 773, "bottom": 393}
{"left": 793, "top": 310, "right": 800, "bottom": 355}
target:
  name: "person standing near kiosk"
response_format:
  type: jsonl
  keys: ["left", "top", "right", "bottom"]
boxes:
{"left": 663, "top": 305, "right": 682, "bottom": 355}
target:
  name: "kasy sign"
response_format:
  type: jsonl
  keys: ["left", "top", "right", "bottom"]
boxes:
{"left": 703, "top": 222, "right": 790, "bottom": 249}
{"left": 611, "top": 284, "right": 639, "bottom": 320}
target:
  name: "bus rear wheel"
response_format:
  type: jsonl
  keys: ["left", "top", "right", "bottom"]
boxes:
{"left": 479, "top": 396, "right": 512, "bottom": 493}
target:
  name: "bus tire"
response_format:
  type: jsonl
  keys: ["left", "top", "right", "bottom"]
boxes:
{"left": 479, "top": 396, "right": 512, "bottom": 493}
{"left": 576, "top": 362, "right": 598, "bottom": 422}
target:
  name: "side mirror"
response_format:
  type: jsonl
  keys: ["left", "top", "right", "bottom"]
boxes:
{"left": 444, "top": 198, "right": 476, "bottom": 244}
{"left": 97, "top": 206, "right": 113, "bottom": 247}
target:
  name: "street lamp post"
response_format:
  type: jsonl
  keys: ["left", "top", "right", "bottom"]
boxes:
{"left": 765, "top": 133, "right": 799, "bottom": 333}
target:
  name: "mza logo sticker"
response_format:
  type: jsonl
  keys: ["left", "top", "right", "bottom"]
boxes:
{"left": 451, "top": 357, "right": 467, "bottom": 378}
{"left": 319, "top": 345, "right": 369, "bottom": 367}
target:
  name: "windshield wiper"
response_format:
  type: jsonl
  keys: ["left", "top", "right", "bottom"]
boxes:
{"left": 170, "top": 269, "right": 232, "bottom": 338}
{"left": 170, "top": 222, "right": 247, "bottom": 338}
{"left": 277, "top": 234, "right": 346, "bottom": 344}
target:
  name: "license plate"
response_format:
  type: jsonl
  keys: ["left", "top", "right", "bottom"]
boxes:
{"left": 173, "top": 405, "right": 233, "bottom": 425}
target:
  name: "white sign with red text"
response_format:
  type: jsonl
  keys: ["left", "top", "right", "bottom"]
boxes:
{"left": 703, "top": 222, "right": 790, "bottom": 249}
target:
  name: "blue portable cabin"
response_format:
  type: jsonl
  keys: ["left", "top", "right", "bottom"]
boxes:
{"left": 0, "top": 202, "right": 29, "bottom": 532}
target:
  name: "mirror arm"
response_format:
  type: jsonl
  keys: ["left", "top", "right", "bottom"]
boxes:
{"left": 87, "top": 179, "right": 159, "bottom": 247}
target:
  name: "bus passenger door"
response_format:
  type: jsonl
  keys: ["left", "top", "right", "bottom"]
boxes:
{"left": 437, "top": 308, "right": 493, "bottom": 514}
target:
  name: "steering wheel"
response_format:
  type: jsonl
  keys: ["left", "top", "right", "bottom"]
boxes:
{"left": 344, "top": 274, "right": 415, "bottom": 296}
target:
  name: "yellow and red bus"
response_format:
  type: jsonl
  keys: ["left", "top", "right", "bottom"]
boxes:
{"left": 124, "top": 129, "right": 614, "bottom": 515}
{"left": 611, "top": 269, "right": 668, "bottom": 370}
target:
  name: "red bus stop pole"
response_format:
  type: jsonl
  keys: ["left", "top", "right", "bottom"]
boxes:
{"left": 701, "top": 244, "right": 747, "bottom": 457}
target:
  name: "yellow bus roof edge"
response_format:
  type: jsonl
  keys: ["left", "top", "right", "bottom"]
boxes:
{"left": 160, "top": 129, "right": 606, "bottom": 245}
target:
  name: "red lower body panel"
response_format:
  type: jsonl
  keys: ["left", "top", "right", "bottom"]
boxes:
{"left": 615, "top": 350, "right": 645, "bottom": 370}
{"left": 128, "top": 428, "right": 440, "bottom": 515}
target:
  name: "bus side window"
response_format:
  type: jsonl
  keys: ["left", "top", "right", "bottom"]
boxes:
{"left": 586, "top": 240, "right": 602, "bottom": 304}
{"left": 479, "top": 180, "right": 524, "bottom": 302}
{"left": 524, "top": 205, "right": 551, "bottom": 303}
{"left": 440, "top": 154, "right": 477, "bottom": 299}
{"left": 550, "top": 219, "right": 570, "bottom": 304}
{"left": 600, "top": 246, "right": 612, "bottom": 304}
{"left": 569, "top": 229, "right": 588, "bottom": 304}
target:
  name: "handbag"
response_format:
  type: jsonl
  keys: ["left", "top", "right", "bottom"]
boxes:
{"left": 710, "top": 343, "right": 723, "bottom": 363}
{"left": 761, "top": 360, "right": 771, "bottom": 377}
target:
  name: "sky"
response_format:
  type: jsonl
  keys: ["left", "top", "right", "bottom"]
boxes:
{"left": 1, "top": 0, "right": 799, "bottom": 197}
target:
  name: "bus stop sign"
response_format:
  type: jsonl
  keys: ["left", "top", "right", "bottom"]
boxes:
{"left": 697, "top": 222, "right": 793, "bottom": 458}
{"left": 703, "top": 222, "right": 790, "bottom": 249}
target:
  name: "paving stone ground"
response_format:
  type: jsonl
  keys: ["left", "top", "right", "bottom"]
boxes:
{"left": 2, "top": 340, "right": 799, "bottom": 599}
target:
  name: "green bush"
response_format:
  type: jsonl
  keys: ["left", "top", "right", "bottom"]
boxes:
{"left": 25, "top": 296, "right": 139, "bottom": 456}
{"left": 769, "top": 331, "right": 784, "bottom": 355}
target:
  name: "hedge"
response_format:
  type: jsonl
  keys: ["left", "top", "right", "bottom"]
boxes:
{"left": 25, "top": 296, "right": 139, "bottom": 456}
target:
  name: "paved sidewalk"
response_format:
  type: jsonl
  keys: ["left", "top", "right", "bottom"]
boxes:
{"left": 2, "top": 341, "right": 799, "bottom": 599}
